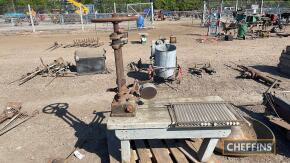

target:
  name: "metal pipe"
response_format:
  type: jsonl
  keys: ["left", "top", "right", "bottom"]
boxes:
{"left": 91, "top": 16, "right": 138, "bottom": 23}
{"left": 261, "top": 0, "right": 264, "bottom": 15}
{"left": 111, "top": 17, "right": 125, "bottom": 92}
{"left": 151, "top": 2, "right": 154, "bottom": 24}
{"left": 113, "top": 2, "right": 116, "bottom": 13}
{"left": 91, "top": 14, "right": 137, "bottom": 95}
{"left": 202, "top": 0, "right": 206, "bottom": 26}
{"left": 114, "top": 45, "right": 125, "bottom": 91}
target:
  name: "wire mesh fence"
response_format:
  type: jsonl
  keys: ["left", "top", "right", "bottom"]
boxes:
{"left": 2, "top": 1, "right": 290, "bottom": 33}
{"left": 206, "top": 0, "right": 290, "bottom": 13}
{"left": 0, "top": 2, "right": 154, "bottom": 33}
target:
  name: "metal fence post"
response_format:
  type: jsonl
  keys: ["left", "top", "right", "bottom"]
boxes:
{"left": 220, "top": 0, "right": 223, "bottom": 13}
{"left": 202, "top": 0, "right": 206, "bottom": 26}
{"left": 28, "top": 4, "right": 36, "bottom": 33}
{"left": 151, "top": 2, "right": 154, "bottom": 25}
{"left": 127, "top": 4, "right": 130, "bottom": 30}
{"left": 261, "top": 0, "right": 264, "bottom": 15}
{"left": 80, "top": 7, "right": 84, "bottom": 31}
{"left": 114, "top": 2, "right": 117, "bottom": 13}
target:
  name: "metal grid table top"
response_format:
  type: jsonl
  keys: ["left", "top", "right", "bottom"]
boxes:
{"left": 168, "top": 102, "right": 243, "bottom": 128}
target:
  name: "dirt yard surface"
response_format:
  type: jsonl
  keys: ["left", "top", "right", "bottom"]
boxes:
{"left": 0, "top": 19, "right": 290, "bottom": 163}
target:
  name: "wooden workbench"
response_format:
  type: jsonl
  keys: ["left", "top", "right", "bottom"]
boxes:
{"left": 107, "top": 96, "right": 232, "bottom": 163}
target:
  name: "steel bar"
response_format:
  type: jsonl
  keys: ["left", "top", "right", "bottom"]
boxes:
{"left": 0, "top": 113, "right": 21, "bottom": 132}
{"left": 113, "top": 36, "right": 126, "bottom": 91}
{"left": 0, "top": 103, "right": 21, "bottom": 124}
{"left": 237, "top": 65, "right": 281, "bottom": 87}
{"left": 0, "top": 110, "right": 38, "bottom": 136}
{"left": 91, "top": 16, "right": 138, "bottom": 23}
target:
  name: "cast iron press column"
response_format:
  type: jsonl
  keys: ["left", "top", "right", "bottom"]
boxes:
{"left": 92, "top": 14, "right": 138, "bottom": 117}
{"left": 111, "top": 19, "right": 126, "bottom": 94}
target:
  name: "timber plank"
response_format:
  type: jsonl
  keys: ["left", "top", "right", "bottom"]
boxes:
{"left": 134, "top": 140, "right": 152, "bottom": 163}
{"left": 165, "top": 139, "right": 189, "bottom": 163}
{"left": 131, "top": 150, "right": 138, "bottom": 163}
{"left": 148, "top": 139, "right": 173, "bottom": 163}
{"left": 176, "top": 140, "right": 199, "bottom": 163}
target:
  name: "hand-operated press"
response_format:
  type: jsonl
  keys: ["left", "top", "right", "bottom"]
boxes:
{"left": 91, "top": 14, "right": 157, "bottom": 117}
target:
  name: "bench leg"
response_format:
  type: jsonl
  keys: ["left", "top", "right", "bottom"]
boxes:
{"left": 198, "top": 138, "right": 219, "bottom": 162}
{"left": 121, "top": 140, "right": 131, "bottom": 163}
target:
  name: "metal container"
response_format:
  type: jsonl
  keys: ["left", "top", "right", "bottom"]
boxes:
{"left": 238, "top": 23, "right": 247, "bottom": 39}
{"left": 75, "top": 48, "right": 106, "bottom": 74}
{"left": 139, "top": 83, "right": 157, "bottom": 100}
{"left": 170, "top": 35, "right": 177, "bottom": 44}
{"left": 154, "top": 44, "right": 176, "bottom": 79}
{"left": 151, "top": 39, "right": 165, "bottom": 58}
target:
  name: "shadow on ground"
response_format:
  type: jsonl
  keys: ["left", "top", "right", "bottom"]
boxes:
{"left": 127, "top": 71, "right": 150, "bottom": 81}
{"left": 42, "top": 103, "right": 109, "bottom": 163}
{"left": 180, "top": 24, "right": 205, "bottom": 28}
{"left": 130, "top": 41, "right": 141, "bottom": 44}
{"left": 251, "top": 65, "right": 290, "bottom": 79}
{"left": 127, "top": 60, "right": 151, "bottom": 81}
{"left": 185, "top": 33, "right": 205, "bottom": 36}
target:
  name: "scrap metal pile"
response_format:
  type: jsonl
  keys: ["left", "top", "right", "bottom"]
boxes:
{"left": 206, "top": 10, "right": 289, "bottom": 41}
{"left": 11, "top": 57, "right": 74, "bottom": 86}
{"left": 47, "top": 37, "right": 104, "bottom": 51}
{"left": 0, "top": 102, "right": 38, "bottom": 136}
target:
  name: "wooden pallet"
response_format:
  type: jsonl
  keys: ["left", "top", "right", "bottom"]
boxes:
{"left": 127, "top": 139, "right": 216, "bottom": 163}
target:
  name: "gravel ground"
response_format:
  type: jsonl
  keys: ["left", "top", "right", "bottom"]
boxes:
{"left": 0, "top": 19, "right": 289, "bottom": 163}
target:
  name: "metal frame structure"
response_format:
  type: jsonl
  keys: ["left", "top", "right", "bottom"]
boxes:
{"left": 126, "top": 2, "right": 154, "bottom": 29}
{"left": 92, "top": 14, "right": 140, "bottom": 117}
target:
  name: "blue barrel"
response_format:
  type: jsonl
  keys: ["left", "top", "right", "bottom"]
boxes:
{"left": 137, "top": 16, "right": 144, "bottom": 29}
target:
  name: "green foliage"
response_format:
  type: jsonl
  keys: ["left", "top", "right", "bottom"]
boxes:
{"left": 1, "top": 0, "right": 290, "bottom": 13}
{"left": 1, "top": 0, "right": 200, "bottom": 11}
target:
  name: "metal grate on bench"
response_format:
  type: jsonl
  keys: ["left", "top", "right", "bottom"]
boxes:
{"left": 168, "top": 102, "right": 243, "bottom": 128}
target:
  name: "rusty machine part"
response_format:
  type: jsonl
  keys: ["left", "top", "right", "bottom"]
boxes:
{"left": 225, "top": 63, "right": 281, "bottom": 88}
{"left": 188, "top": 63, "right": 216, "bottom": 77}
{"left": 92, "top": 14, "right": 145, "bottom": 117}
{"left": 0, "top": 102, "right": 22, "bottom": 124}
{"left": 139, "top": 83, "right": 157, "bottom": 100}
{"left": 237, "top": 65, "right": 281, "bottom": 87}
